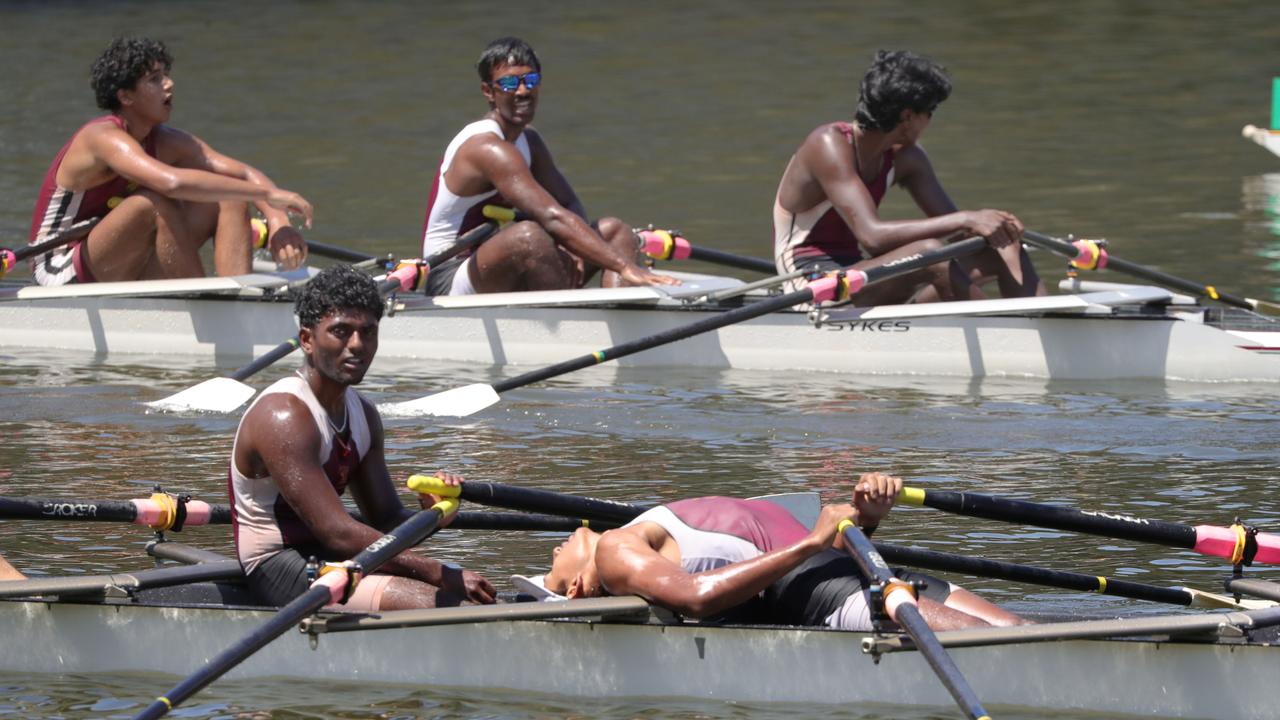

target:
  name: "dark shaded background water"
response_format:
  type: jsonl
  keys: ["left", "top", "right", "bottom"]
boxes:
{"left": 1, "top": 1, "right": 1279, "bottom": 718}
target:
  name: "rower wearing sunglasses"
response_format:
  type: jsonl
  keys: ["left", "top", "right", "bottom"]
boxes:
{"left": 420, "top": 36, "right": 678, "bottom": 296}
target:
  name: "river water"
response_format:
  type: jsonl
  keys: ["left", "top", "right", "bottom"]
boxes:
{"left": 1, "top": 1, "right": 1278, "bottom": 718}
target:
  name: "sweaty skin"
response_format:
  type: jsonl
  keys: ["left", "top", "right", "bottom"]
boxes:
{"left": 546, "top": 472, "right": 1025, "bottom": 631}
{"left": 441, "top": 60, "right": 679, "bottom": 292}
{"left": 233, "top": 307, "right": 496, "bottom": 610}
{"left": 51, "top": 59, "right": 313, "bottom": 281}
{"left": 777, "top": 110, "right": 1045, "bottom": 303}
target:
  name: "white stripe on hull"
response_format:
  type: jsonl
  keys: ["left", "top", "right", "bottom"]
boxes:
{"left": 0, "top": 599, "right": 1273, "bottom": 718}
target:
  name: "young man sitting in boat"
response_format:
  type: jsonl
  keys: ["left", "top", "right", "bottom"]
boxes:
{"left": 773, "top": 50, "right": 1045, "bottom": 303}
{"left": 420, "top": 36, "right": 679, "bottom": 295}
{"left": 27, "top": 36, "right": 313, "bottom": 286}
{"left": 528, "top": 472, "right": 1024, "bottom": 631}
{"left": 230, "top": 265, "right": 496, "bottom": 610}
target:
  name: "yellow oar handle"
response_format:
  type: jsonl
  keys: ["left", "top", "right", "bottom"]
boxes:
{"left": 407, "top": 474, "right": 460, "bottom": 498}
{"left": 897, "top": 486, "right": 926, "bottom": 506}
{"left": 429, "top": 497, "right": 460, "bottom": 517}
{"left": 482, "top": 205, "right": 517, "bottom": 224}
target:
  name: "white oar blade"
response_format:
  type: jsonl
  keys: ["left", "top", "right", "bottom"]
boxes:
{"left": 378, "top": 384, "right": 501, "bottom": 418}
{"left": 145, "top": 377, "right": 257, "bottom": 414}
{"left": 1186, "top": 587, "right": 1277, "bottom": 610}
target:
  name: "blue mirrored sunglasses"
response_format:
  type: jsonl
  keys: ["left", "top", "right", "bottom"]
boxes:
{"left": 493, "top": 72, "right": 541, "bottom": 93}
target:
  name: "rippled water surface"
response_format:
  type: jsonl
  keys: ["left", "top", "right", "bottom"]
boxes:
{"left": 2, "top": 0, "right": 1279, "bottom": 717}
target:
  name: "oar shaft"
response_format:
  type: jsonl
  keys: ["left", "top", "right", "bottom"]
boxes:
{"left": 1022, "top": 230, "right": 1257, "bottom": 310}
{"left": 0, "top": 495, "right": 228, "bottom": 527}
{"left": 408, "top": 476, "right": 645, "bottom": 525}
{"left": 686, "top": 245, "right": 776, "bottom": 274}
{"left": 136, "top": 501, "right": 455, "bottom": 719}
{"left": 839, "top": 522, "right": 990, "bottom": 720}
{"left": 902, "top": 486, "right": 1199, "bottom": 549}
{"left": 876, "top": 542, "right": 1193, "bottom": 606}
{"left": 447, "top": 510, "right": 622, "bottom": 531}
{"left": 2, "top": 218, "right": 101, "bottom": 271}
{"left": 490, "top": 288, "right": 808, "bottom": 393}
{"left": 304, "top": 240, "right": 375, "bottom": 263}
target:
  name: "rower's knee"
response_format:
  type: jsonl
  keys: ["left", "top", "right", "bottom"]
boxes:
{"left": 505, "top": 221, "right": 558, "bottom": 264}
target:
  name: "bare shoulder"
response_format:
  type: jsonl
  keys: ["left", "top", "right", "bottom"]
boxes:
{"left": 241, "top": 392, "right": 315, "bottom": 442}
{"left": 889, "top": 142, "right": 933, "bottom": 179}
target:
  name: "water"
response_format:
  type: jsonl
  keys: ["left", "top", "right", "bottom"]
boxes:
{"left": 1, "top": 0, "right": 1279, "bottom": 717}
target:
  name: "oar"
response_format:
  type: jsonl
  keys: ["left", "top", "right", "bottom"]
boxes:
{"left": 407, "top": 475, "right": 646, "bottom": 525}
{"left": 0, "top": 559, "right": 242, "bottom": 599}
{"left": 876, "top": 542, "right": 1264, "bottom": 609}
{"left": 0, "top": 493, "right": 227, "bottom": 530}
{"left": 0, "top": 218, "right": 102, "bottom": 276}
{"left": 638, "top": 228, "right": 776, "bottom": 274}
{"left": 838, "top": 519, "right": 990, "bottom": 719}
{"left": 147, "top": 208, "right": 514, "bottom": 413}
{"left": 899, "top": 486, "right": 1280, "bottom": 566}
{"left": 134, "top": 492, "right": 459, "bottom": 720}
{"left": 1022, "top": 230, "right": 1280, "bottom": 314}
{"left": 383, "top": 236, "right": 990, "bottom": 416}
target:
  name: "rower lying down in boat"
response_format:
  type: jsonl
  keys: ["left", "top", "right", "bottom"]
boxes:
{"left": 230, "top": 264, "right": 496, "bottom": 611}
{"left": 523, "top": 472, "right": 1025, "bottom": 630}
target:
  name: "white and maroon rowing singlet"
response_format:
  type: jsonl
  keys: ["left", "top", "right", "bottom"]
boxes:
{"left": 228, "top": 375, "right": 372, "bottom": 574}
{"left": 420, "top": 118, "right": 531, "bottom": 258}
{"left": 28, "top": 115, "right": 158, "bottom": 286}
{"left": 621, "top": 497, "right": 810, "bottom": 574}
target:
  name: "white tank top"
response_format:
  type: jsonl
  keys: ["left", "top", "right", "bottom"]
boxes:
{"left": 421, "top": 118, "right": 532, "bottom": 258}
{"left": 229, "top": 374, "right": 373, "bottom": 573}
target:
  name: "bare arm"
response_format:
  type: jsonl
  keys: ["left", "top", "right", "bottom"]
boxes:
{"left": 804, "top": 127, "right": 1020, "bottom": 252}
{"left": 466, "top": 134, "right": 635, "bottom": 273}
{"left": 82, "top": 124, "right": 312, "bottom": 225}
{"left": 236, "top": 394, "right": 449, "bottom": 586}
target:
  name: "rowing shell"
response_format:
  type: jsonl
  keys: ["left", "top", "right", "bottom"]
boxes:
{"left": 0, "top": 270, "right": 1276, "bottom": 382}
{"left": 1, "top": 585, "right": 1277, "bottom": 718}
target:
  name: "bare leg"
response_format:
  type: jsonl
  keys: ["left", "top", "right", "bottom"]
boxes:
{"left": 850, "top": 238, "right": 974, "bottom": 305}
{"left": 589, "top": 216, "right": 638, "bottom": 288}
{"left": 468, "top": 221, "right": 576, "bottom": 292}
{"left": 940, "top": 587, "right": 1028, "bottom": 626}
{"left": 80, "top": 190, "right": 204, "bottom": 281}
{"left": 375, "top": 576, "right": 471, "bottom": 610}
{"left": 211, "top": 200, "right": 253, "bottom": 276}
{"left": 0, "top": 553, "right": 24, "bottom": 581}
{"left": 960, "top": 245, "right": 1046, "bottom": 298}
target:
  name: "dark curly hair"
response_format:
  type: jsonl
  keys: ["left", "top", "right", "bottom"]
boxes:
{"left": 477, "top": 36, "right": 540, "bottom": 82}
{"left": 91, "top": 37, "right": 173, "bottom": 111}
{"left": 295, "top": 265, "right": 384, "bottom": 329}
{"left": 854, "top": 50, "right": 952, "bottom": 133}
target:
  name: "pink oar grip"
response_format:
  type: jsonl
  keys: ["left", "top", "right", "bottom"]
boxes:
{"left": 668, "top": 234, "right": 691, "bottom": 260}
{"left": 884, "top": 585, "right": 918, "bottom": 622}
{"left": 1194, "top": 525, "right": 1280, "bottom": 565}
{"left": 389, "top": 262, "right": 421, "bottom": 292}
{"left": 0, "top": 249, "right": 15, "bottom": 275}
{"left": 130, "top": 498, "right": 216, "bottom": 527}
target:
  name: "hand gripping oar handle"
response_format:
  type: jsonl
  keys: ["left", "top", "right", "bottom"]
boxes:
{"left": 408, "top": 475, "right": 645, "bottom": 525}
{"left": 638, "top": 229, "right": 777, "bottom": 274}
{"left": 134, "top": 495, "right": 459, "bottom": 720}
{"left": 837, "top": 518, "right": 991, "bottom": 720}
{"left": 1, "top": 218, "right": 102, "bottom": 276}
{"left": 900, "top": 486, "right": 1280, "bottom": 565}
{"left": 486, "top": 236, "right": 989, "bottom": 395}
{"left": 1021, "top": 230, "right": 1264, "bottom": 311}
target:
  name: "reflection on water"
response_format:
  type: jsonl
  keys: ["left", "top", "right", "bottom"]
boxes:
{"left": 1242, "top": 173, "right": 1280, "bottom": 280}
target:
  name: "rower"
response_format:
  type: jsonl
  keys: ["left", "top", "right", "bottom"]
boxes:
{"left": 27, "top": 36, "right": 313, "bottom": 286}
{"left": 524, "top": 472, "right": 1025, "bottom": 631}
{"left": 230, "top": 265, "right": 496, "bottom": 610}
{"left": 772, "top": 50, "right": 1046, "bottom": 303}
{"left": 419, "top": 36, "right": 679, "bottom": 295}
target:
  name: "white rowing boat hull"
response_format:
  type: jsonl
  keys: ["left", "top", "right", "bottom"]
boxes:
{"left": 0, "top": 273, "right": 1276, "bottom": 382}
{"left": 0, "top": 597, "right": 1274, "bottom": 718}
